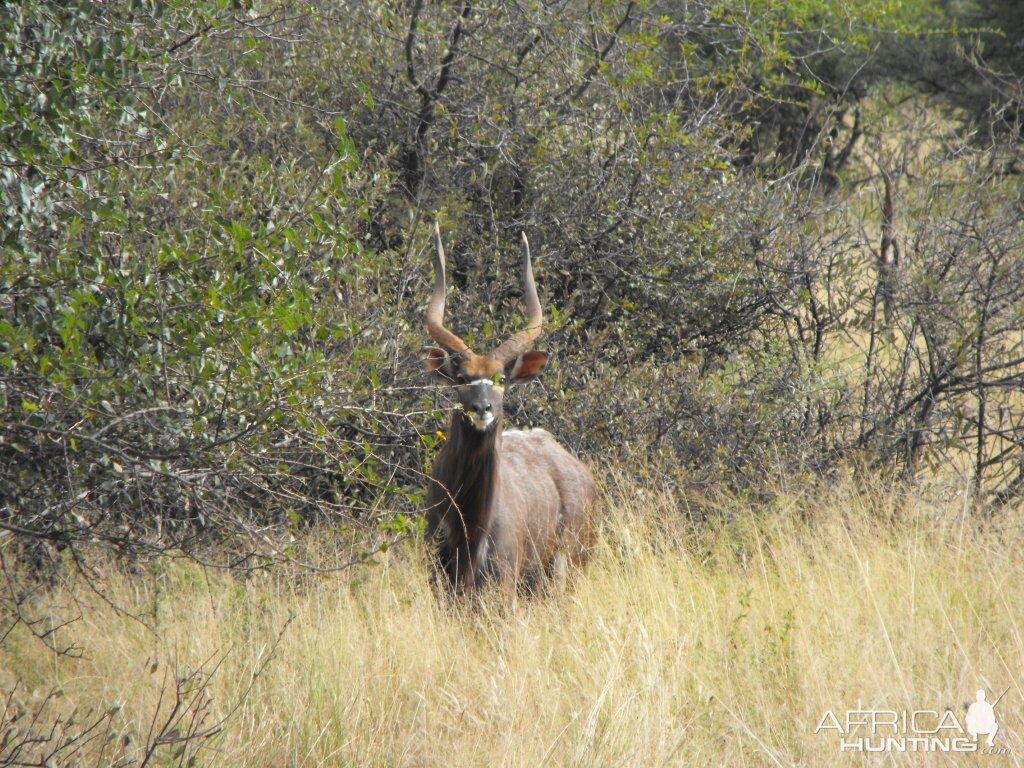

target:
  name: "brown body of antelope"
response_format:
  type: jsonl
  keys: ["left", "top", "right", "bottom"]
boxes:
{"left": 422, "top": 223, "right": 596, "bottom": 593}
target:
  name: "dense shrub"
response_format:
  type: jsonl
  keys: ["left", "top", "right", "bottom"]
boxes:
{"left": 3, "top": 0, "right": 1024, "bottom": 573}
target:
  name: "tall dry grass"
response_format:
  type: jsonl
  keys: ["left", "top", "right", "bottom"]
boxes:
{"left": 3, "top": 470, "right": 1023, "bottom": 767}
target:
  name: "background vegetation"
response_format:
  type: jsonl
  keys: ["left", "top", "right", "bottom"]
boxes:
{"left": 3, "top": 0, "right": 1024, "bottom": 764}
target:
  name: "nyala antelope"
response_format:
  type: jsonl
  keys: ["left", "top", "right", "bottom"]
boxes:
{"left": 423, "top": 222, "right": 596, "bottom": 593}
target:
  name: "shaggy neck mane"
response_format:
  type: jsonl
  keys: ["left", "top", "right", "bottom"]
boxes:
{"left": 431, "top": 411, "right": 503, "bottom": 581}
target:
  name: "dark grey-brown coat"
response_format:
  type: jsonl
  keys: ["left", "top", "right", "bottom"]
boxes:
{"left": 422, "top": 223, "right": 597, "bottom": 592}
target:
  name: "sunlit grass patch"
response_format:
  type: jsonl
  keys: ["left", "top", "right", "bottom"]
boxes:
{"left": 3, "top": 472, "right": 1022, "bottom": 767}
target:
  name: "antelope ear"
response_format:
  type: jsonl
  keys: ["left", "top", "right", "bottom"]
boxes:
{"left": 505, "top": 350, "right": 548, "bottom": 382}
{"left": 424, "top": 347, "right": 454, "bottom": 378}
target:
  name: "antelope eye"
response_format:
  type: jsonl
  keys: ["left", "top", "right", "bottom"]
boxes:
{"left": 454, "top": 373, "right": 468, "bottom": 385}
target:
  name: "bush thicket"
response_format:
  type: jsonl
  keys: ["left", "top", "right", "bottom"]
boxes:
{"left": 3, "top": 0, "right": 1024, "bottom": 571}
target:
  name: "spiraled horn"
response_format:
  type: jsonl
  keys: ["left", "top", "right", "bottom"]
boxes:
{"left": 425, "top": 221, "right": 471, "bottom": 354}
{"left": 491, "top": 231, "right": 543, "bottom": 363}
